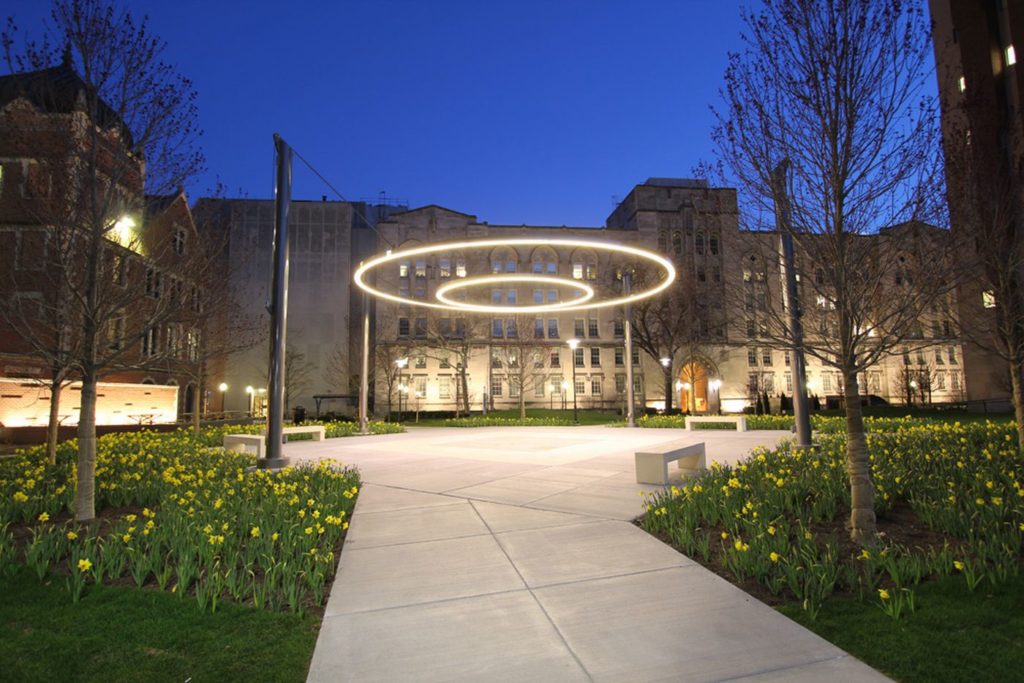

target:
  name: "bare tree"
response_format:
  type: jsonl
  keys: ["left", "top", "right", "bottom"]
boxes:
{"left": 2, "top": 0, "right": 204, "bottom": 522}
{"left": 283, "top": 347, "right": 312, "bottom": 413}
{"left": 416, "top": 313, "right": 489, "bottom": 416}
{"left": 711, "top": 0, "right": 948, "bottom": 544}
{"left": 374, "top": 342, "right": 407, "bottom": 420}
{"left": 489, "top": 315, "right": 552, "bottom": 418}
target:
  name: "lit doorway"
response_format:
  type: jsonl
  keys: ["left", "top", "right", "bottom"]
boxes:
{"left": 679, "top": 362, "right": 709, "bottom": 413}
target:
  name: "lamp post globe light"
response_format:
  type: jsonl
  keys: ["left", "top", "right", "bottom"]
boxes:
{"left": 567, "top": 338, "right": 580, "bottom": 424}
{"left": 218, "top": 382, "right": 228, "bottom": 416}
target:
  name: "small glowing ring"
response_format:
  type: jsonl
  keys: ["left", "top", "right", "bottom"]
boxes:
{"left": 435, "top": 275, "right": 595, "bottom": 313}
{"left": 353, "top": 238, "right": 676, "bottom": 313}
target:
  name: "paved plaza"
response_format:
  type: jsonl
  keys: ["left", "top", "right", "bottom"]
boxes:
{"left": 290, "top": 426, "right": 888, "bottom": 682}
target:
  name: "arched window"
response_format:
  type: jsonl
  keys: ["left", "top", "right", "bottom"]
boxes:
{"left": 672, "top": 231, "right": 682, "bottom": 254}
{"left": 695, "top": 233, "right": 705, "bottom": 255}
{"left": 491, "top": 248, "right": 517, "bottom": 274}
{"left": 658, "top": 232, "right": 668, "bottom": 252}
{"left": 709, "top": 236, "right": 719, "bottom": 255}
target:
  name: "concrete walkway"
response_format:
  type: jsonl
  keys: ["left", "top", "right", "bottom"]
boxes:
{"left": 292, "top": 426, "right": 887, "bottom": 683}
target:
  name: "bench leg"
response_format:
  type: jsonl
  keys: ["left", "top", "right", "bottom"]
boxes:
{"left": 635, "top": 456, "right": 670, "bottom": 485}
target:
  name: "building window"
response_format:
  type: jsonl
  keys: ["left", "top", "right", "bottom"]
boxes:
{"left": 588, "top": 319, "right": 599, "bottom": 338}
{"left": 534, "top": 318, "right": 545, "bottom": 339}
{"left": 590, "top": 347, "right": 601, "bottom": 366}
{"left": 784, "top": 351, "right": 791, "bottom": 366}
{"left": 440, "top": 355, "right": 450, "bottom": 369}
{"left": 506, "top": 319, "right": 518, "bottom": 338}
{"left": 748, "top": 349, "right": 758, "bottom": 366}
{"left": 112, "top": 253, "right": 128, "bottom": 286}
{"left": 107, "top": 315, "right": 125, "bottom": 351}
{"left": 695, "top": 233, "right": 705, "bottom": 255}
{"left": 712, "top": 266, "right": 721, "bottom": 283}
{"left": 173, "top": 228, "right": 186, "bottom": 255}
{"left": 709, "top": 236, "right": 719, "bottom": 255}
{"left": 575, "top": 377, "right": 586, "bottom": 395}
{"left": 983, "top": 291, "right": 996, "bottom": 309}
{"left": 439, "top": 376, "right": 451, "bottom": 399}
{"left": 633, "top": 376, "right": 643, "bottom": 394}
{"left": 550, "top": 350, "right": 561, "bottom": 367}
{"left": 491, "top": 377, "right": 502, "bottom": 396}
{"left": 615, "top": 347, "right": 624, "bottom": 367}
{"left": 533, "top": 289, "right": 543, "bottom": 304}
{"left": 414, "top": 318, "right": 427, "bottom": 338}
{"left": 613, "top": 320, "right": 624, "bottom": 337}
{"left": 492, "top": 319, "right": 504, "bottom": 338}
{"left": 439, "top": 258, "right": 451, "bottom": 278}
{"left": 762, "top": 349, "right": 772, "bottom": 366}
{"left": 142, "top": 327, "right": 158, "bottom": 357}
{"left": 935, "top": 348, "right": 944, "bottom": 365}
{"left": 591, "top": 377, "right": 602, "bottom": 395}
{"left": 548, "top": 319, "right": 559, "bottom": 338}
{"left": 746, "top": 319, "right": 756, "bottom": 338}
{"left": 615, "top": 375, "right": 626, "bottom": 394}
{"left": 672, "top": 231, "right": 682, "bottom": 254}
{"left": 658, "top": 232, "right": 668, "bottom": 252}
{"left": 535, "top": 376, "right": 545, "bottom": 397}
{"left": 573, "top": 263, "right": 584, "bottom": 279}
{"left": 574, "top": 319, "right": 586, "bottom": 338}
{"left": 415, "top": 354, "right": 426, "bottom": 369}
{"left": 491, "top": 351, "right": 502, "bottom": 369}
{"left": 145, "top": 268, "right": 162, "bottom": 298}
{"left": 399, "top": 261, "right": 409, "bottom": 278}
{"left": 507, "top": 289, "right": 517, "bottom": 305}
{"left": 948, "top": 346, "right": 958, "bottom": 364}
{"left": 785, "top": 372, "right": 793, "bottom": 393}
{"left": 509, "top": 382, "right": 520, "bottom": 398}
{"left": 455, "top": 258, "right": 467, "bottom": 277}
{"left": 631, "top": 347, "right": 640, "bottom": 365}
{"left": 586, "top": 263, "right": 597, "bottom": 280}
{"left": 574, "top": 348, "right": 584, "bottom": 367}
{"left": 398, "top": 318, "right": 410, "bottom": 337}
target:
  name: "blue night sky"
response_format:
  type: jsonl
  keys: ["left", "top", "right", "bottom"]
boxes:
{"left": 6, "top": 1, "right": 749, "bottom": 226}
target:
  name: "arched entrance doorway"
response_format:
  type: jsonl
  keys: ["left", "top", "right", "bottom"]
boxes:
{"left": 678, "top": 362, "right": 709, "bottom": 413}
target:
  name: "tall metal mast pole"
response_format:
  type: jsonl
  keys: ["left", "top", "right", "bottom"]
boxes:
{"left": 624, "top": 270, "right": 636, "bottom": 427}
{"left": 771, "top": 159, "right": 812, "bottom": 449}
{"left": 264, "top": 133, "right": 292, "bottom": 468}
{"left": 359, "top": 287, "right": 370, "bottom": 434}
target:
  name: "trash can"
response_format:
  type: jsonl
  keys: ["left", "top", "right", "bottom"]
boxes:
{"left": 293, "top": 405, "right": 306, "bottom": 424}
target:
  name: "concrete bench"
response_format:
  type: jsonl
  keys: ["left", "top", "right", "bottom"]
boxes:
{"left": 685, "top": 415, "right": 747, "bottom": 432}
{"left": 223, "top": 434, "right": 266, "bottom": 459}
{"left": 262, "top": 425, "right": 327, "bottom": 442}
{"left": 635, "top": 441, "right": 707, "bottom": 485}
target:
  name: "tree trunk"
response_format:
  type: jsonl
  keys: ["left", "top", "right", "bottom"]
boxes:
{"left": 460, "top": 366, "right": 470, "bottom": 414}
{"left": 75, "top": 372, "right": 98, "bottom": 523}
{"left": 192, "top": 366, "right": 204, "bottom": 433}
{"left": 46, "top": 376, "right": 63, "bottom": 466}
{"left": 664, "top": 368, "right": 673, "bottom": 412}
{"left": 519, "top": 390, "right": 526, "bottom": 419}
{"left": 1009, "top": 355, "right": 1024, "bottom": 452}
{"left": 843, "top": 370, "right": 875, "bottom": 545}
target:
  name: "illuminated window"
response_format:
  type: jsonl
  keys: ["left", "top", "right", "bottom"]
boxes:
{"left": 415, "top": 260, "right": 426, "bottom": 278}
{"left": 983, "top": 290, "right": 996, "bottom": 308}
{"left": 550, "top": 350, "right": 560, "bottom": 367}
{"left": 399, "top": 261, "right": 409, "bottom": 278}
{"left": 574, "top": 319, "right": 585, "bottom": 337}
{"left": 1008, "top": 44, "right": 1017, "bottom": 66}
{"left": 588, "top": 319, "right": 599, "bottom": 338}
{"left": 492, "top": 319, "right": 503, "bottom": 338}
{"left": 455, "top": 258, "right": 466, "bottom": 277}
{"left": 958, "top": 75, "right": 966, "bottom": 92}
{"left": 748, "top": 349, "right": 757, "bottom": 366}
{"left": 574, "top": 348, "right": 584, "bottom": 368}
{"left": 573, "top": 263, "right": 584, "bottom": 279}
{"left": 439, "top": 258, "right": 451, "bottom": 278}
{"left": 548, "top": 319, "right": 559, "bottom": 338}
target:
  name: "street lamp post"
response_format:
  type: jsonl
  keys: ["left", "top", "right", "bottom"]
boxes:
{"left": 218, "top": 382, "right": 228, "bottom": 417}
{"left": 561, "top": 381, "right": 568, "bottom": 410}
{"left": 567, "top": 339, "right": 580, "bottom": 424}
{"left": 709, "top": 378, "right": 722, "bottom": 414}
{"left": 660, "top": 356, "right": 672, "bottom": 412}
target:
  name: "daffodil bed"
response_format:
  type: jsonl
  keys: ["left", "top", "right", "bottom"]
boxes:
{"left": 639, "top": 420, "right": 1024, "bottom": 679}
{"left": 0, "top": 424, "right": 401, "bottom": 614}
{"left": 637, "top": 413, "right": 1000, "bottom": 432}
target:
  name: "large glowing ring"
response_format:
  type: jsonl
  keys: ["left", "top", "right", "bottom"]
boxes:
{"left": 353, "top": 238, "right": 676, "bottom": 313}
{"left": 436, "top": 275, "right": 595, "bottom": 313}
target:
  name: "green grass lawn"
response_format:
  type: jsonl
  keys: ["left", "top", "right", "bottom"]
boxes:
{"left": 779, "top": 572, "right": 1024, "bottom": 682}
{"left": 0, "top": 567, "right": 318, "bottom": 682}
{"left": 412, "top": 408, "right": 623, "bottom": 427}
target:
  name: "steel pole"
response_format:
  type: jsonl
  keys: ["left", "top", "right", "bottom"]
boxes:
{"left": 624, "top": 271, "right": 636, "bottom": 427}
{"left": 771, "top": 160, "right": 812, "bottom": 448}
{"left": 359, "top": 287, "right": 370, "bottom": 434}
{"left": 571, "top": 357, "right": 578, "bottom": 424}
{"left": 262, "top": 134, "right": 292, "bottom": 468}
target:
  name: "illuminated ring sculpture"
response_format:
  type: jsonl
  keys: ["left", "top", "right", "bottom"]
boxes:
{"left": 436, "top": 275, "right": 595, "bottom": 313}
{"left": 353, "top": 238, "right": 675, "bottom": 312}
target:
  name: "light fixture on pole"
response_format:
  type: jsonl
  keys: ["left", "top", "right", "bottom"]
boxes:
{"left": 218, "top": 382, "right": 228, "bottom": 416}
{"left": 660, "top": 356, "right": 672, "bottom": 412}
{"left": 567, "top": 338, "right": 580, "bottom": 424}
{"left": 709, "top": 378, "right": 722, "bottom": 414}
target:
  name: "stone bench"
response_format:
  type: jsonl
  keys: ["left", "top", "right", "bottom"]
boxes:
{"left": 684, "top": 415, "right": 747, "bottom": 432}
{"left": 262, "top": 425, "right": 327, "bottom": 442}
{"left": 223, "top": 433, "right": 266, "bottom": 459}
{"left": 635, "top": 441, "right": 707, "bottom": 485}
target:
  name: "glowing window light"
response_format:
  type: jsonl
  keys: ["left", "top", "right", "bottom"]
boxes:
{"left": 353, "top": 238, "right": 676, "bottom": 313}
{"left": 1008, "top": 45, "right": 1017, "bottom": 66}
{"left": 435, "top": 275, "right": 594, "bottom": 313}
